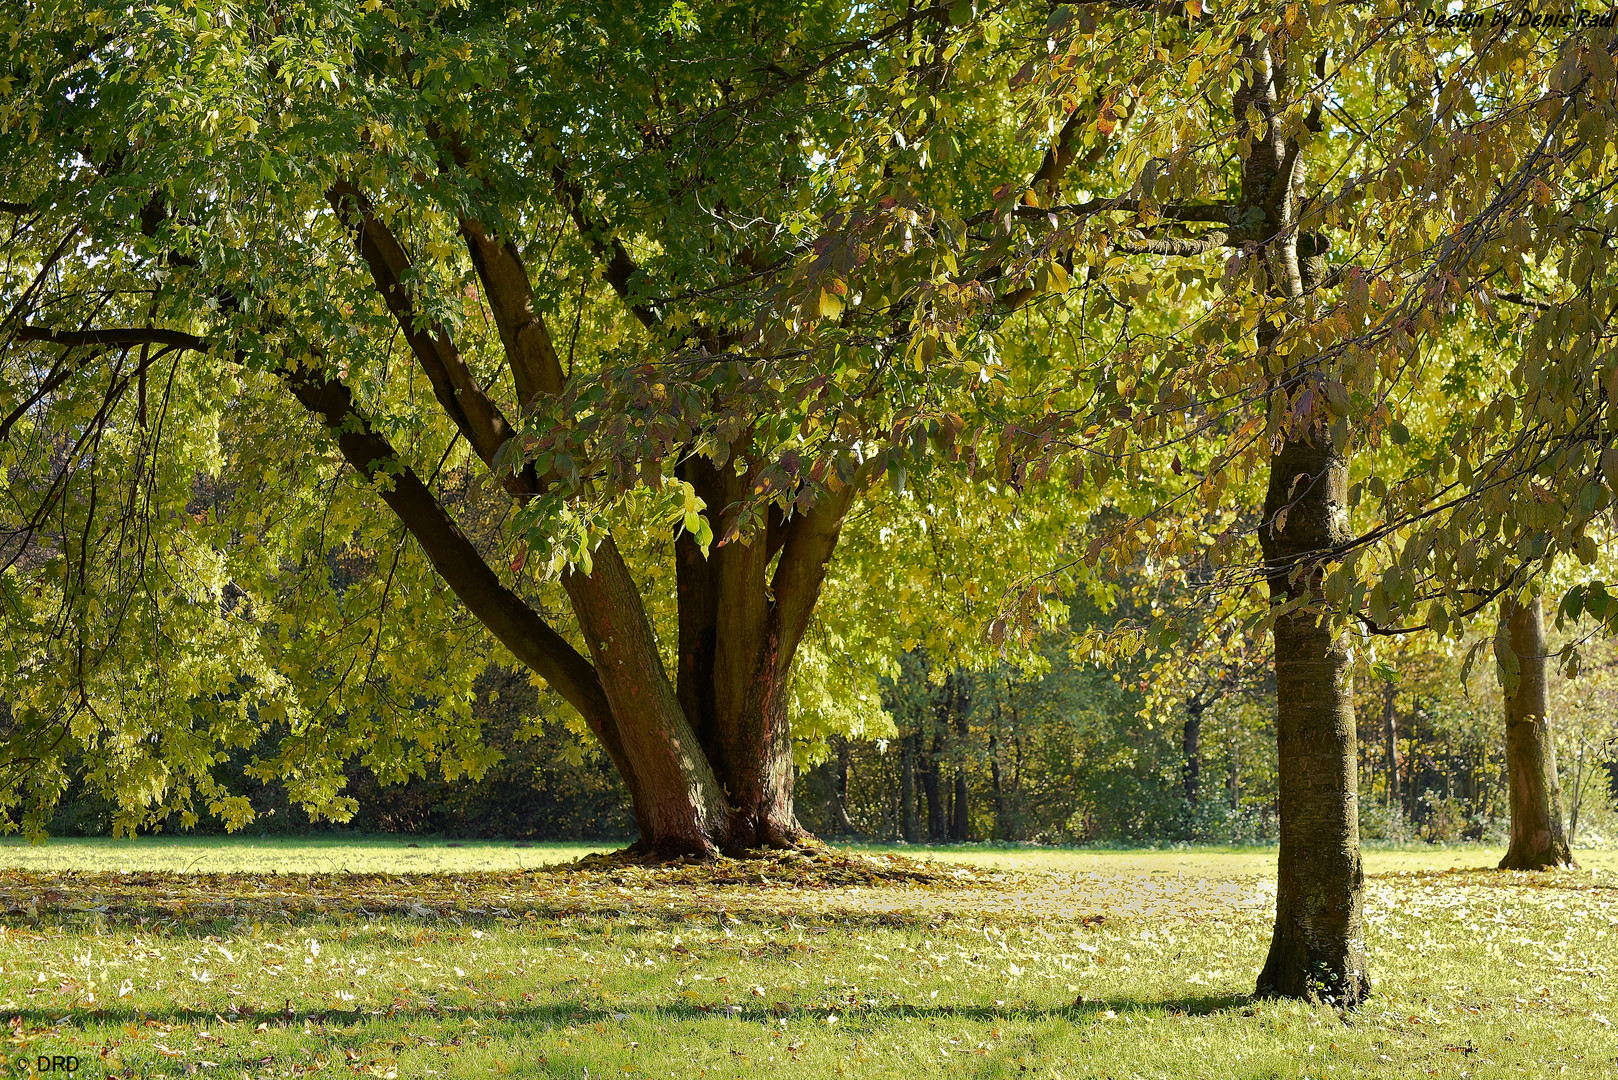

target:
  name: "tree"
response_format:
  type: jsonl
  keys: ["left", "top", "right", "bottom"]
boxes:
{"left": 0, "top": 0, "right": 1121, "bottom": 855}
{"left": 1496, "top": 596, "right": 1576, "bottom": 869}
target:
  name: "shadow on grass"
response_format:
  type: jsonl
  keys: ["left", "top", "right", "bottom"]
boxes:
{"left": 7, "top": 992, "right": 1255, "bottom": 1035}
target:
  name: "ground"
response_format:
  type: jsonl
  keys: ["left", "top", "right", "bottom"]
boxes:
{"left": 0, "top": 840, "right": 1612, "bottom": 1079}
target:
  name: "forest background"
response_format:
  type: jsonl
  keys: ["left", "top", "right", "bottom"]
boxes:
{"left": 40, "top": 601, "right": 1618, "bottom": 851}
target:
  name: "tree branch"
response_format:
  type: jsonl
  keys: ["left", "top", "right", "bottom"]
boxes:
{"left": 14, "top": 326, "right": 211, "bottom": 350}
{"left": 1006, "top": 199, "right": 1236, "bottom": 224}
{"left": 1114, "top": 228, "right": 1233, "bottom": 256}
{"left": 552, "top": 166, "right": 663, "bottom": 332}
{"left": 280, "top": 357, "right": 629, "bottom": 773}
{"left": 770, "top": 485, "right": 857, "bottom": 670}
{"left": 460, "top": 222, "right": 565, "bottom": 413}
{"left": 325, "top": 181, "right": 526, "bottom": 480}
{"left": 431, "top": 127, "right": 568, "bottom": 413}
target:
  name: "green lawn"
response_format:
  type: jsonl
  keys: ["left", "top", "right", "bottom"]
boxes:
{"left": 851, "top": 842, "right": 1618, "bottom": 876}
{"left": 6, "top": 834, "right": 1615, "bottom": 876}
{"left": 0, "top": 835, "right": 609, "bottom": 875}
{"left": 0, "top": 840, "right": 1613, "bottom": 1078}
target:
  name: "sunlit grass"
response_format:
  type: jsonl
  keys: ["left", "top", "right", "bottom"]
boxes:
{"left": 0, "top": 843, "right": 1613, "bottom": 1078}
{"left": 0, "top": 836, "right": 609, "bottom": 875}
{"left": 4, "top": 834, "right": 1613, "bottom": 877}
{"left": 852, "top": 842, "right": 1618, "bottom": 876}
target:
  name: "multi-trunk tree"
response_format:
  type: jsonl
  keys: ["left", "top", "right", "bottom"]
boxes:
{"left": 1, "top": 0, "right": 1133, "bottom": 856}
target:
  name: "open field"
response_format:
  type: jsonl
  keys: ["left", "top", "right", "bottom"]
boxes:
{"left": 5, "top": 835, "right": 1616, "bottom": 876}
{"left": 0, "top": 843, "right": 1613, "bottom": 1078}
{"left": 0, "top": 837, "right": 609, "bottom": 876}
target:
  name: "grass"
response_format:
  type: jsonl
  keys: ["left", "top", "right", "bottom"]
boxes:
{"left": 8, "top": 835, "right": 1616, "bottom": 877}
{"left": 0, "top": 836, "right": 608, "bottom": 875}
{"left": 0, "top": 840, "right": 1613, "bottom": 1079}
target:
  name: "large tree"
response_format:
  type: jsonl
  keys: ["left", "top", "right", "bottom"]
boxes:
{"left": 0, "top": 0, "right": 1111, "bottom": 855}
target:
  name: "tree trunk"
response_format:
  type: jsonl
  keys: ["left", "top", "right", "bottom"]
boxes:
{"left": 900, "top": 734, "right": 920, "bottom": 842}
{"left": 1256, "top": 436, "right": 1368, "bottom": 1006}
{"left": 1183, "top": 698, "right": 1205, "bottom": 808}
{"left": 1228, "top": 736, "right": 1240, "bottom": 810}
{"left": 1497, "top": 595, "right": 1576, "bottom": 870}
{"left": 1383, "top": 684, "right": 1399, "bottom": 812}
{"left": 950, "top": 675, "right": 971, "bottom": 842}
{"left": 1406, "top": 705, "right": 1419, "bottom": 822}
{"left": 829, "top": 735, "right": 856, "bottom": 835}
{"left": 560, "top": 538, "right": 731, "bottom": 856}
{"left": 291, "top": 194, "right": 865, "bottom": 861}
{"left": 922, "top": 735, "right": 945, "bottom": 840}
{"left": 1231, "top": 39, "right": 1367, "bottom": 1007}
{"left": 989, "top": 732, "right": 1009, "bottom": 841}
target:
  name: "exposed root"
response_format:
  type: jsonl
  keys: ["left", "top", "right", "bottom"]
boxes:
{"left": 1498, "top": 845, "right": 1577, "bottom": 872}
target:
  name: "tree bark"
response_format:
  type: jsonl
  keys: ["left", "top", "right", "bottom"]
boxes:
{"left": 989, "top": 732, "right": 1009, "bottom": 841}
{"left": 950, "top": 674, "right": 971, "bottom": 842}
{"left": 900, "top": 734, "right": 920, "bottom": 842}
{"left": 1183, "top": 698, "right": 1205, "bottom": 808}
{"left": 1383, "top": 684, "right": 1399, "bottom": 812}
{"left": 560, "top": 538, "right": 730, "bottom": 857}
{"left": 1237, "top": 39, "right": 1368, "bottom": 1007}
{"left": 922, "top": 734, "right": 946, "bottom": 840}
{"left": 1497, "top": 595, "right": 1576, "bottom": 870}
{"left": 830, "top": 735, "right": 856, "bottom": 835}
{"left": 1228, "top": 736, "right": 1240, "bottom": 810}
{"left": 1256, "top": 437, "right": 1368, "bottom": 1006}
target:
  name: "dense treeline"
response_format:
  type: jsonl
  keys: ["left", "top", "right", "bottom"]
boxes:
{"left": 42, "top": 626, "right": 1618, "bottom": 848}
{"left": 802, "top": 635, "right": 1618, "bottom": 849}
{"left": 46, "top": 666, "right": 637, "bottom": 841}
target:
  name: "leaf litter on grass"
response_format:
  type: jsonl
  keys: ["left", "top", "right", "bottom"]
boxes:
{"left": 0, "top": 849, "right": 1613, "bottom": 1078}
{"left": 0, "top": 848, "right": 1280, "bottom": 929}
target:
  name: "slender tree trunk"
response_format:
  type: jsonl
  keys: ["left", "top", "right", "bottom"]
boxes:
{"left": 989, "top": 731, "right": 1009, "bottom": 841}
{"left": 829, "top": 735, "right": 856, "bottom": 835}
{"left": 1256, "top": 437, "right": 1368, "bottom": 1006}
{"left": 950, "top": 770, "right": 969, "bottom": 840}
{"left": 900, "top": 734, "right": 920, "bottom": 842}
{"left": 1497, "top": 595, "right": 1576, "bottom": 870}
{"left": 1183, "top": 698, "right": 1205, "bottom": 808}
{"left": 1228, "top": 737, "right": 1241, "bottom": 810}
{"left": 950, "top": 676, "right": 971, "bottom": 841}
{"left": 1007, "top": 676, "right": 1025, "bottom": 833}
{"left": 923, "top": 734, "right": 945, "bottom": 840}
{"left": 1383, "top": 684, "right": 1399, "bottom": 812}
{"left": 1406, "top": 709, "right": 1419, "bottom": 822}
{"left": 1234, "top": 39, "right": 1367, "bottom": 1007}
